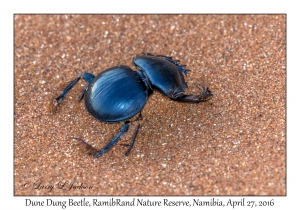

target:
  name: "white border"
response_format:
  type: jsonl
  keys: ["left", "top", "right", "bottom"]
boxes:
{"left": 3, "top": 0, "right": 298, "bottom": 209}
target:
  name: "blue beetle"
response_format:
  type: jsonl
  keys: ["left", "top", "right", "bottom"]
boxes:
{"left": 54, "top": 53, "right": 212, "bottom": 157}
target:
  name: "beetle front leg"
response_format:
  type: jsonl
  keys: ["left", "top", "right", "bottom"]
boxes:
{"left": 170, "top": 86, "right": 213, "bottom": 103}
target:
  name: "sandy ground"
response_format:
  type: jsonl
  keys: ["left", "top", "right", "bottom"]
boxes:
{"left": 14, "top": 14, "right": 286, "bottom": 195}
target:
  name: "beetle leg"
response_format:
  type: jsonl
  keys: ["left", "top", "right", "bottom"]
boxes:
{"left": 55, "top": 76, "right": 81, "bottom": 104}
{"left": 72, "top": 121, "right": 130, "bottom": 157}
{"left": 93, "top": 122, "right": 130, "bottom": 158}
{"left": 120, "top": 112, "right": 142, "bottom": 155}
{"left": 54, "top": 72, "right": 95, "bottom": 107}
{"left": 132, "top": 112, "right": 143, "bottom": 122}
{"left": 170, "top": 86, "right": 213, "bottom": 103}
{"left": 124, "top": 124, "right": 140, "bottom": 156}
{"left": 78, "top": 85, "right": 88, "bottom": 102}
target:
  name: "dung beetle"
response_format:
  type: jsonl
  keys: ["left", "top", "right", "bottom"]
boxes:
{"left": 54, "top": 53, "right": 212, "bottom": 157}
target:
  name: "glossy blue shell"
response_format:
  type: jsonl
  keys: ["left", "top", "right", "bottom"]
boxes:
{"left": 84, "top": 65, "right": 148, "bottom": 122}
{"left": 133, "top": 55, "right": 187, "bottom": 97}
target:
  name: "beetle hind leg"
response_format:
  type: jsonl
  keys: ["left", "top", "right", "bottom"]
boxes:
{"left": 73, "top": 112, "right": 143, "bottom": 157}
{"left": 73, "top": 122, "right": 130, "bottom": 157}
{"left": 78, "top": 85, "right": 88, "bottom": 102}
{"left": 120, "top": 112, "right": 142, "bottom": 155}
{"left": 93, "top": 122, "right": 130, "bottom": 158}
{"left": 52, "top": 72, "right": 95, "bottom": 112}
{"left": 122, "top": 124, "right": 141, "bottom": 156}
